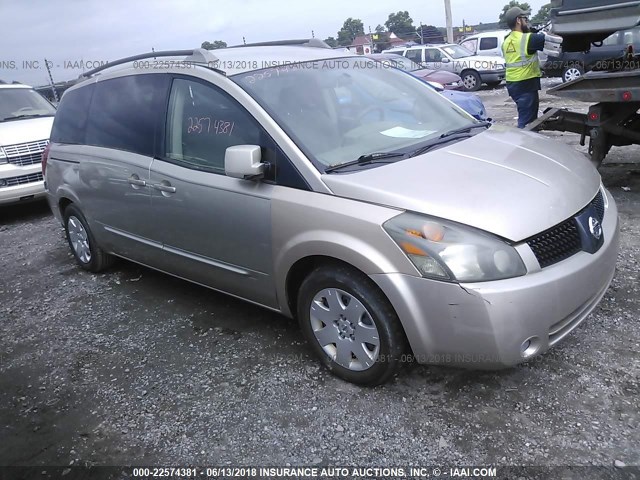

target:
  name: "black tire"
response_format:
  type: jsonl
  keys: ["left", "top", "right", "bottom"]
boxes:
{"left": 562, "top": 64, "right": 584, "bottom": 83}
{"left": 486, "top": 81, "right": 502, "bottom": 89}
{"left": 461, "top": 70, "right": 482, "bottom": 91}
{"left": 63, "top": 204, "right": 114, "bottom": 273}
{"left": 297, "top": 264, "right": 407, "bottom": 386}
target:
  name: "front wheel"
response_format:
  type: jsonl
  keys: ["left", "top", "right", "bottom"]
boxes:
{"left": 297, "top": 264, "right": 406, "bottom": 385}
{"left": 461, "top": 70, "right": 482, "bottom": 91}
{"left": 64, "top": 204, "right": 114, "bottom": 272}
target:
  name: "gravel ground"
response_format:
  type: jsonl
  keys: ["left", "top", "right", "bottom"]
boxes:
{"left": 1, "top": 78, "right": 639, "bottom": 476}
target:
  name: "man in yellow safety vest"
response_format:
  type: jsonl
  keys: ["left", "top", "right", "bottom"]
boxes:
{"left": 502, "top": 7, "right": 547, "bottom": 128}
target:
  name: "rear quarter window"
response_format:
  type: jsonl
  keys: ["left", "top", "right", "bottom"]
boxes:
{"left": 85, "top": 74, "right": 168, "bottom": 156}
{"left": 479, "top": 37, "right": 498, "bottom": 50}
{"left": 50, "top": 84, "right": 95, "bottom": 144}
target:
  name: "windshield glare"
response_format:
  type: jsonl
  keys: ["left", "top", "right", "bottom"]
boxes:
{"left": 0, "top": 88, "right": 56, "bottom": 121}
{"left": 442, "top": 45, "right": 474, "bottom": 59}
{"left": 234, "top": 58, "right": 474, "bottom": 171}
{"left": 378, "top": 56, "right": 421, "bottom": 72}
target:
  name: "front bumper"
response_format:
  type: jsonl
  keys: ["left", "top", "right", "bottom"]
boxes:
{"left": 0, "top": 163, "right": 45, "bottom": 205}
{"left": 371, "top": 190, "right": 619, "bottom": 369}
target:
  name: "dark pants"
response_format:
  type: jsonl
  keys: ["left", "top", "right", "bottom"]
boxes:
{"left": 511, "top": 90, "right": 539, "bottom": 129}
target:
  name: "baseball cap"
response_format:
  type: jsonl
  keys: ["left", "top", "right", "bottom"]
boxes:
{"left": 505, "top": 6, "right": 531, "bottom": 26}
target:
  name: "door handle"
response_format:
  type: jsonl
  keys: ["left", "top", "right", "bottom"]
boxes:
{"left": 152, "top": 183, "right": 176, "bottom": 193}
{"left": 128, "top": 175, "right": 146, "bottom": 187}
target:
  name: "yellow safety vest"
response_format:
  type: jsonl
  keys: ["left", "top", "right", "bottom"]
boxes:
{"left": 502, "top": 31, "right": 541, "bottom": 82}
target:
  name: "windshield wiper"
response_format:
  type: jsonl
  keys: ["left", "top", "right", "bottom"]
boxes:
{"left": 439, "top": 121, "right": 491, "bottom": 139}
{"left": 0, "top": 113, "right": 54, "bottom": 122}
{"left": 407, "top": 123, "right": 491, "bottom": 158}
{"left": 324, "top": 152, "right": 406, "bottom": 173}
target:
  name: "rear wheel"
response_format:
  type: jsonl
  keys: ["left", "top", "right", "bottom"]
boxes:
{"left": 562, "top": 64, "right": 583, "bottom": 83}
{"left": 297, "top": 264, "right": 406, "bottom": 385}
{"left": 486, "top": 81, "right": 502, "bottom": 88}
{"left": 461, "top": 70, "right": 482, "bottom": 91}
{"left": 63, "top": 204, "right": 114, "bottom": 272}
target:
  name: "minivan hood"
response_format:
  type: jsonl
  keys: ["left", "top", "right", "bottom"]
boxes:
{"left": 0, "top": 116, "right": 54, "bottom": 146}
{"left": 322, "top": 126, "right": 600, "bottom": 242}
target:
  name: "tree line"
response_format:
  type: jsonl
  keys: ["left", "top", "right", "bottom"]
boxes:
{"left": 200, "top": 3, "right": 551, "bottom": 51}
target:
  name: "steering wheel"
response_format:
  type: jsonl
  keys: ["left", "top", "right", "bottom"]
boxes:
{"left": 16, "top": 107, "right": 33, "bottom": 113}
{"left": 357, "top": 106, "right": 385, "bottom": 122}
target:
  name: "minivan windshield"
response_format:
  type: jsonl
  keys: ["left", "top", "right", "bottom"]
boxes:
{"left": 369, "top": 55, "right": 423, "bottom": 72}
{"left": 233, "top": 57, "right": 476, "bottom": 171}
{"left": 0, "top": 88, "right": 56, "bottom": 122}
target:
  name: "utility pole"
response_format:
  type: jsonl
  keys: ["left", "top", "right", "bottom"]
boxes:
{"left": 44, "top": 58, "right": 59, "bottom": 103}
{"left": 444, "top": 0, "right": 454, "bottom": 44}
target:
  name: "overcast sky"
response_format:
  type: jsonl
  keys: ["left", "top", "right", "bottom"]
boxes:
{"left": 1, "top": 0, "right": 549, "bottom": 86}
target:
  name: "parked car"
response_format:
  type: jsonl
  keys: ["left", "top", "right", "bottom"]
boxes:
{"left": 45, "top": 43, "right": 619, "bottom": 385}
{"left": 549, "top": 0, "right": 640, "bottom": 52}
{"left": 459, "top": 30, "right": 511, "bottom": 57}
{"left": 543, "top": 26, "right": 640, "bottom": 82}
{"left": 366, "top": 53, "right": 464, "bottom": 90}
{"left": 384, "top": 43, "right": 506, "bottom": 91}
{"left": 367, "top": 53, "right": 490, "bottom": 120}
{"left": 0, "top": 84, "right": 55, "bottom": 205}
{"left": 427, "top": 82, "right": 490, "bottom": 121}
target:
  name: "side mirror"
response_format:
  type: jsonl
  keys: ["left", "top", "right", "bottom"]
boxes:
{"left": 225, "top": 145, "right": 265, "bottom": 180}
{"left": 441, "top": 57, "right": 450, "bottom": 63}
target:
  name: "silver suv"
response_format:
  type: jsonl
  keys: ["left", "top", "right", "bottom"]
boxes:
{"left": 45, "top": 42, "right": 619, "bottom": 385}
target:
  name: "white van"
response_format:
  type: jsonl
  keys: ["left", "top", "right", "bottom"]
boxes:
{"left": 0, "top": 84, "right": 56, "bottom": 205}
{"left": 459, "top": 30, "right": 511, "bottom": 57}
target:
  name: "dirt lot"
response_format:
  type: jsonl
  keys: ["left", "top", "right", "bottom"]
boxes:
{"left": 1, "top": 79, "right": 639, "bottom": 475}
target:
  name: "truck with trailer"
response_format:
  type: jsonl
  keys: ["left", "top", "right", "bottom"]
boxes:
{"left": 526, "top": 0, "right": 640, "bottom": 167}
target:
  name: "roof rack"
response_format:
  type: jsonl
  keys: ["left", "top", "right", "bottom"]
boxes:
{"left": 228, "top": 38, "right": 331, "bottom": 49}
{"left": 79, "top": 48, "right": 221, "bottom": 78}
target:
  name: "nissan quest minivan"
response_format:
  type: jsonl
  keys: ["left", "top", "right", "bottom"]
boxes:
{"left": 44, "top": 42, "right": 619, "bottom": 385}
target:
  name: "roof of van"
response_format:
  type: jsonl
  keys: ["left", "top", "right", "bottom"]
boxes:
{"left": 462, "top": 29, "right": 510, "bottom": 39}
{"left": 75, "top": 43, "right": 358, "bottom": 82}
{"left": 0, "top": 84, "right": 33, "bottom": 89}
{"left": 212, "top": 45, "right": 355, "bottom": 75}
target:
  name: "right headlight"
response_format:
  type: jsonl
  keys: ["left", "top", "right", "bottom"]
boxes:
{"left": 383, "top": 212, "right": 526, "bottom": 283}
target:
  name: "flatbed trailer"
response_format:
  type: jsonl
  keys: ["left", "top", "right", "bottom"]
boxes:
{"left": 526, "top": 69, "right": 640, "bottom": 166}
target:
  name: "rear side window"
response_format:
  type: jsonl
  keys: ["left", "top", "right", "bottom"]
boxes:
{"left": 480, "top": 37, "right": 498, "bottom": 50}
{"left": 50, "top": 85, "right": 95, "bottom": 144}
{"left": 85, "top": 74, "right": 168, "bottom": 156}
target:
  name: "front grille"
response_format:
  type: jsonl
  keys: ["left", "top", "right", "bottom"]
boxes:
{"left": 591, "top": 190, "right": 605, "bottom": 222}
{"left": 1, "top": 172, "right": 44, "bottom": 187}
{"left": 527, "top": 190, "right": 606, "bottom": 269}
{"left": 2, "top": 139, "right": 48, "bottom": 166}
{"left": 527, "top": 219, "right": 581, "bottom": 268}
{"left": 7, "top": 151, "right": 43, "bottom": 166}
